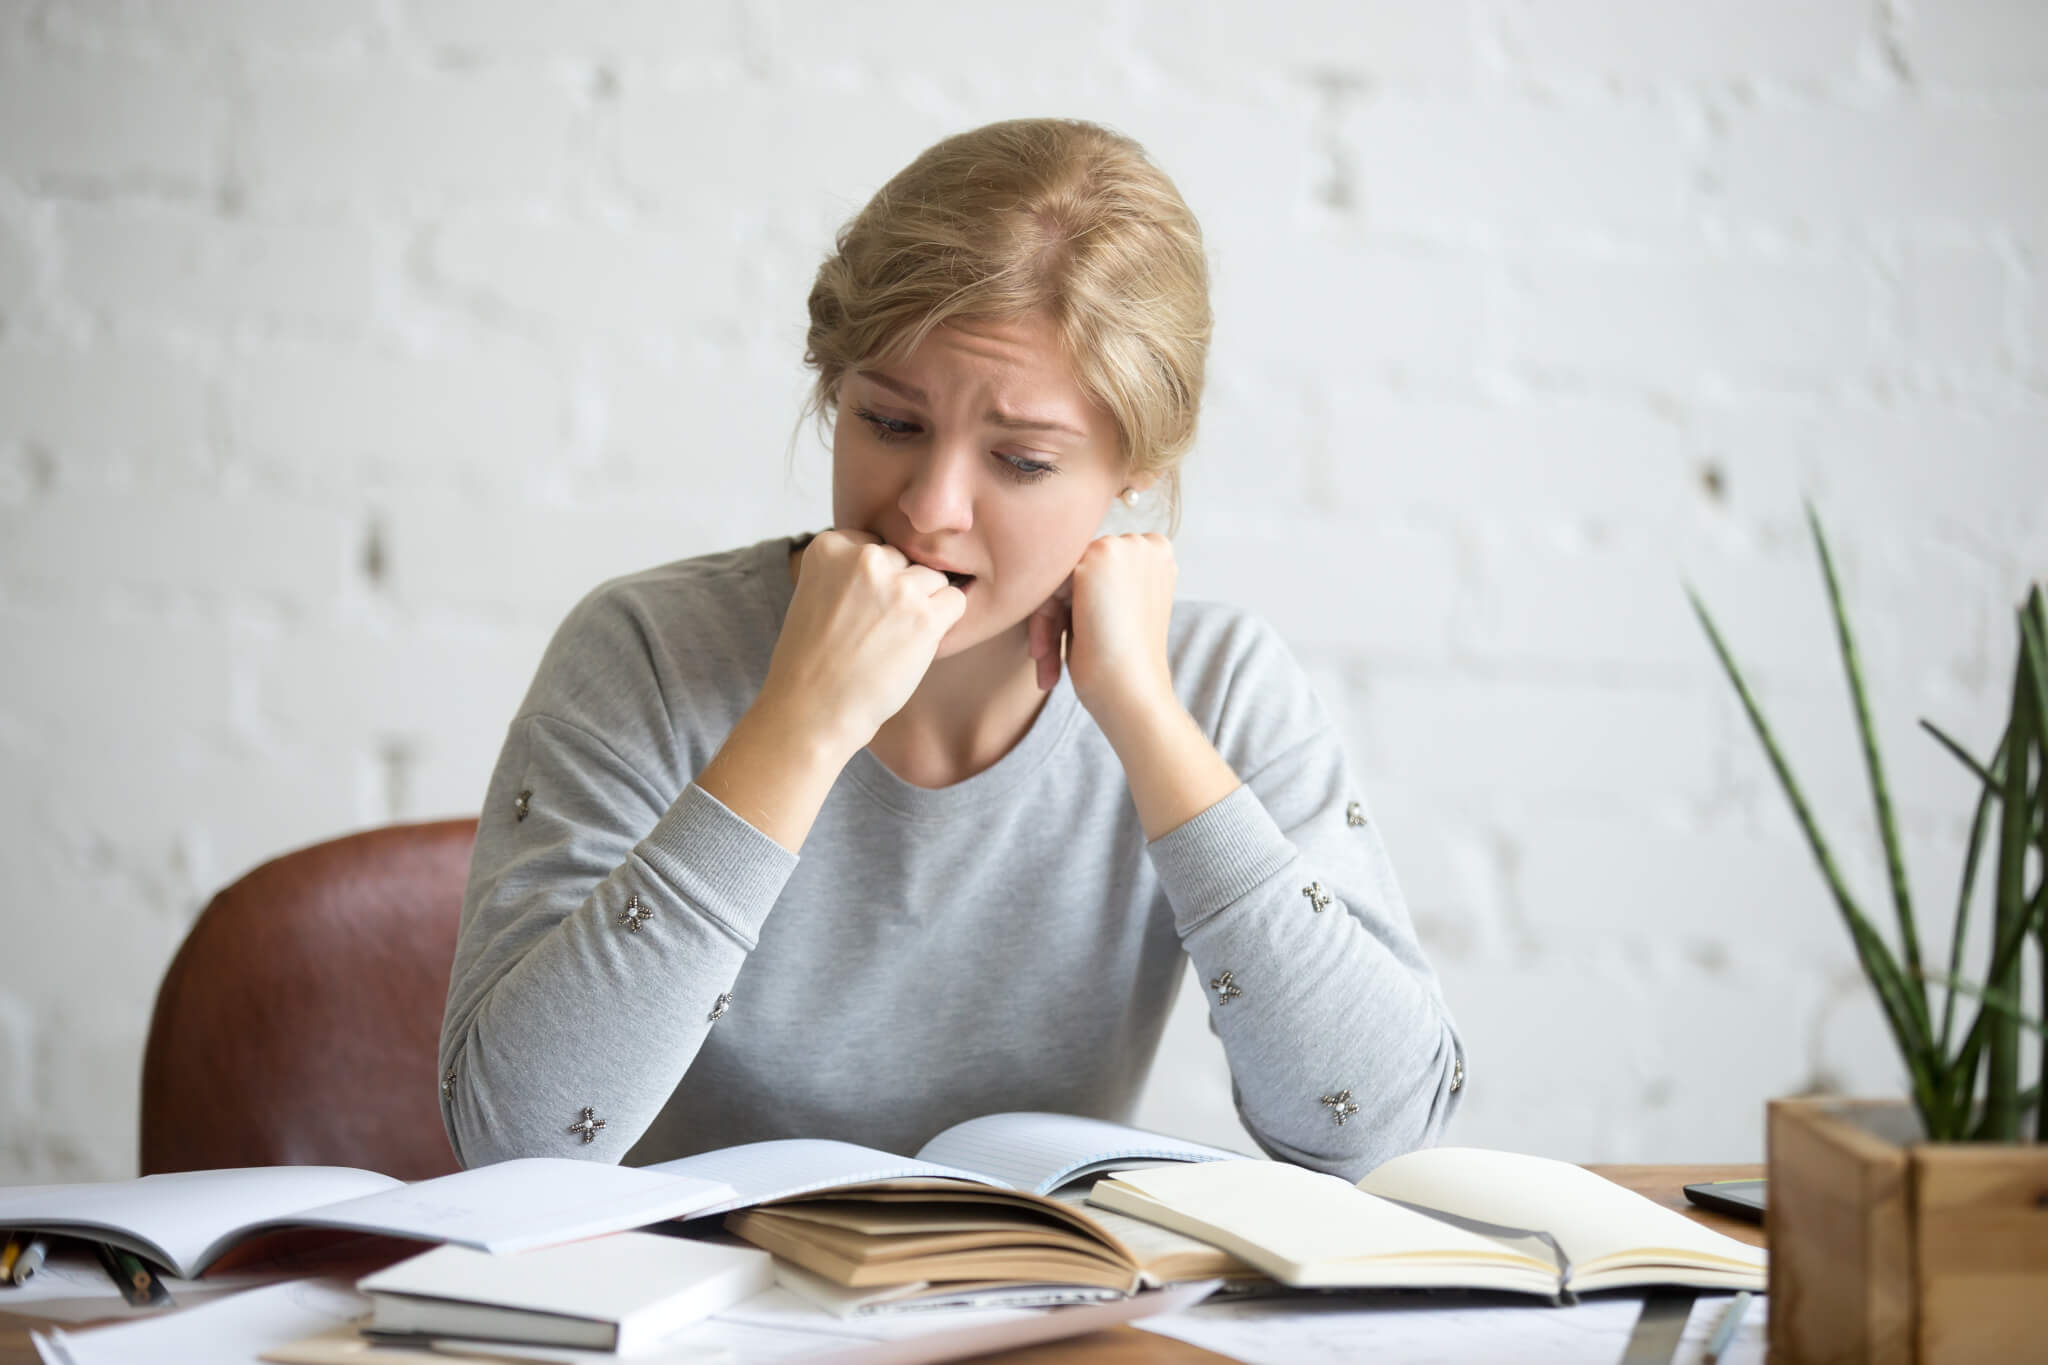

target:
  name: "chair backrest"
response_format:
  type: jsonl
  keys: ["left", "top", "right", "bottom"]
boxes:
{"left": 140, "top": 818, "right": 478, "bottom": 1179}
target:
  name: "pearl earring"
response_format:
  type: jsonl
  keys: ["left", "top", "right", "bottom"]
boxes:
{"left": 1120, "top": 488, "right": 1141, "bottom": 508}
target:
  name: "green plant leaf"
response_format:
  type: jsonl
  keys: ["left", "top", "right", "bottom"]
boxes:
{"left": 1934, "top": 727, "right": 2007, "bottom": 1058}
{"left": 1987, "top": 652, "right": 2037, "bottom": 1141}
{"left": 1806, "top": 502, "right": 1930, "bottom": 1044}
{"left": 1920, "top": 718, "right": 2004, "bottom": 796}
{"left": 1943, "top": 876, "right": 2048, "bottom": 1132}
{"left": 1923, "top": 971, "right": 2048, "bottom": 1043}
{"left": 1687, "top": 583, "right": 1939, "bottom": 1116}
{"left": 2021, "top": 592, "right": 2048, "bottom": 857}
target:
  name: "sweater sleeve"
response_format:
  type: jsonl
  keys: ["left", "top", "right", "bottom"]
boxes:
{"left": 1146, "top": 613, "right": 1465, "bottom": 1183}
{"left": 437, "top": 591, "right": 799, "bottom": 1167}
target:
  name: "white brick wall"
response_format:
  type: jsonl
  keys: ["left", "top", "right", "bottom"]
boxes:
{"left": 1, "top": 0, "right": 2043, "bottom": 1182}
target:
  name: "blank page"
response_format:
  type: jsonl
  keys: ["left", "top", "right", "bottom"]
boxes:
{"left": 916, "top": 1113, "right": 1245, "bottom": 1196}
{"left": 0, "top": 1167, "right": 399, "bottom": 1277}
{"left": 1091, "top": 1162, "right": 1554, "bottom": 1282}
{"left": 646, "top": 1139, "right": 994, "bottom": 1213}
{"left": 1356, "top": 1148, "right": 1766, "bottom": 1272}
{"left": 262, "top": 1157, "right": 733, "bottom": 1255}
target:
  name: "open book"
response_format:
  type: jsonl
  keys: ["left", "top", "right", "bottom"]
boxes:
{"left": 0, "top": 1159, "right": 733, "bottom": 1280}
{"left": 646, "top": 1111, "right": 1257, "bottom": 1298}
{"left": 1086, "top": 1147, "right": 1767, "bottom": 1300}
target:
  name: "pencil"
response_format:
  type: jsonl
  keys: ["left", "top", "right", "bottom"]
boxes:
{"left": 1702, "top": 1289, "right": 1753, "bottom": 1365}
{"left": 89, "top": 1240, "right": 171, "bottom": 1307}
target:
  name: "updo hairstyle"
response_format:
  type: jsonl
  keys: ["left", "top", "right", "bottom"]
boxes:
{"left": 804, "top": 118, "right": 1211, "bottom": 532}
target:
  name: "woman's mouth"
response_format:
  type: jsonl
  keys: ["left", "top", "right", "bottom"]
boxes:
{"left": 943, "top": 571, "right": 974, "bottom": 590}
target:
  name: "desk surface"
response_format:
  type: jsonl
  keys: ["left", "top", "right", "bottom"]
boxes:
{"left": 0, "top": 1163, "right": 1766, "bottom": 1365}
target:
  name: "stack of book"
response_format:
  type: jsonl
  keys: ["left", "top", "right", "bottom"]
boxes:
{"left": 2, "top": 1111, "right": 1768, "bottom": 1357}
{"left": 643, "top": 1112, "right": 1763, "bottom": 1307}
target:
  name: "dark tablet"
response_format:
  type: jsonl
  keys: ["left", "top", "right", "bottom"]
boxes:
{"left": 1682, "top": 1178, "right": 1766, "bottom": 1223}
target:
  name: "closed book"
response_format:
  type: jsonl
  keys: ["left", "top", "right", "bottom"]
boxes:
{"left": 357, "top": 1231, "right": 774, "bottom": 1352}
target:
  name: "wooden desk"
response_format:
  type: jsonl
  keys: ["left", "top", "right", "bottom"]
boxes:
{"left": 0, "top": 1164, "right": 1765, "bottom": 1364}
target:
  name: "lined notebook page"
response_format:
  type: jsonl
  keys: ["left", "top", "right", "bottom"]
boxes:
{"left": 646, "top": 1140, "right": 995, "bottom": 1214}
{"left": 915, "top": 1113, "right": 1246, "bottom": 1195}
{"left": 1356, "top": 1148, "right": 1767, "bottom": 1272}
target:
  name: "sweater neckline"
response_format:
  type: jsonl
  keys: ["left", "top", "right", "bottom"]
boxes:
{"left": 747, "top": 533, "right": 1085, "bottom": 819}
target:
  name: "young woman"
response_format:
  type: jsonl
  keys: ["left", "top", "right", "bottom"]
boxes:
{"left": 438, "top": 118, "right": 1464, "bottom": 1184}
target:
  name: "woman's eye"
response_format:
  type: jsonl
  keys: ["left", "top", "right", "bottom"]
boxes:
{"left": 854, "top": 408, "right": 918, "bottom": 442}
{"left": 999, "top": 455, "right": 1057, "bottom": 484}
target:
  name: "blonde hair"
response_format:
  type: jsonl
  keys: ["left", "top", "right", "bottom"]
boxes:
{"left": 804, "top": 118, "right": 1211, "bottom": 532}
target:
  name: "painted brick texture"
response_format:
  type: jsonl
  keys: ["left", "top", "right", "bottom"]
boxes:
{"left": 0, "top": 1, "right": 2042, "bottom": 1181}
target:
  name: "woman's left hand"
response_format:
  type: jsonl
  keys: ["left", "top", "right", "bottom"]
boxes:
{"left": 1026, "top": 533, "right": 1179, "bottom": 734}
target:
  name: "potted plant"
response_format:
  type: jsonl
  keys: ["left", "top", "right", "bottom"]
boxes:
{"left": 1689, "top": 507, "right": 2048, "bottom": 1364}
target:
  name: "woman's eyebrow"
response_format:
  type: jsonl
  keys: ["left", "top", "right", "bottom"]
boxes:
{"left": 986, "top": 410, "right": 1087, "bottom": 439}
{"left": 856, "top": 368, "right": 1086, "bottom": 440}
{"left": 857, "top": 369, "right": 928, "bottom": 403}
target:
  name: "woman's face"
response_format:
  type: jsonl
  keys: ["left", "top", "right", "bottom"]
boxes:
{"left": 831, "top": 311, "right": 1136, "bottom": 660}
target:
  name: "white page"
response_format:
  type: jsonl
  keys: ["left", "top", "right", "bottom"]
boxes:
{"left": 663, "top": 1279, "right": 1217, "bottom": 1364}
{"left": 1092, "top": 1163, "right": 1557, "bottom": 1286}
{"left": 1356, "top": 1148, "right": 1766, "bottom": 1275}
{"left": 645, "top": 1140, "right": 993, "bottom": 1214}
{"left": 0, "top": 1167, "right": 399, "bottom": 1277}
{"left": 1047, "top": 1187, "right": 1245, "bottom": 1279}
{"left": 913, "top": 1113, "right": 1245, "bottom": 1196}
{"left": 0, "top": 1243, "right": 300, "bottom": 1322}
{"left": 42, "top": 1276, "right": 368, "bottom": 1365}
{"left": 1136, "top": 1287, "right": 1768, "bottom": 1365}
{"left": 261, "top": 1158, "right": 733, "bottom": 1255}
{"left": 359, "top": 1231, "right": 771, "bottom": 1326}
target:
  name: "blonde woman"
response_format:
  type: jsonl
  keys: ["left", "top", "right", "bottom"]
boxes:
{"left": 439, "top": 118, "right": 1464, "bottom": 1182}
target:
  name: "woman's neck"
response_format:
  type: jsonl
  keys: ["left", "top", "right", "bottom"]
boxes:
{"left": 867, "top": 626, "right": 1050, "bottom": 789}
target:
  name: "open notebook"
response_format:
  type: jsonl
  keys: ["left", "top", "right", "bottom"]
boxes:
{"left": 649, "top": 1111, "right": 1257, "bottom": 1298}
{"left": 0, "top": 1160, "right": 733, "bottom": 1280}
{"left": 1087, "top": 1147, "right": 1767, "bottom": 1300}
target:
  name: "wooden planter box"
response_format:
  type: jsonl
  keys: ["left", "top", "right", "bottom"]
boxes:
{"left": 1768, "top": 1097, "right": 2048, "bottom": 1363}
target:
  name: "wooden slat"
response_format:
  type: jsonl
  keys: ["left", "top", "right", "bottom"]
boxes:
{"left": 1768, "top": 1097, "right": 1914, "bottom": 1365}
{"left": 1912, "top": 1143, "right": 2048, "bottom": 1363}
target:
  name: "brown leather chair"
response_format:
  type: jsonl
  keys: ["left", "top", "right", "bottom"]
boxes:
{"left": 140, "top": 819, "right": 478, "bottom": 1179}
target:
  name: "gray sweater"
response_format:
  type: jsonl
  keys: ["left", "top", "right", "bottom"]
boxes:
{"left": 439, "top": 533, "right": 1465, "bottom": 1183}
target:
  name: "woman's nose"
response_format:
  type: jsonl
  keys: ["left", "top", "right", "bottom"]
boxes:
{"left": 898, "top": 449, "right": 975, "bottom": 533}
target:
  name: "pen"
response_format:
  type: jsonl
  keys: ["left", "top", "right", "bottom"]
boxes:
{"left": 9, "top": 1239, "right": 46, "bottom": 1286}
{"left": 0, "top": 1233, "right": 19, "bottom": 1285}
{"left": 1702, "top": 1289, "right": 1753, "bottom": 1365}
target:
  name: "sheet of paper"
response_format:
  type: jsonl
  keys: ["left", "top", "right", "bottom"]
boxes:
{"left": 664, "top": 1279, "right": 1215, "bottom": 1363}
{"left": 646, "top": 1141, "right": 989, "bottom": 1214}
{"left": 276, "top": 1158, "right": 733, "bottom": 1254}
{"left": 0, "top": 1167, "right": 399, "bottom": 1277}
{"left": 1095, "top": 1161, "right": 1555, "bottom": 1279}
{"left": 39, "top": 1277, "right": 367, "bottom": 1365}
{"left": 914, "top": 1113, "right": 1245, "bottom": 1195}
{"left": 0, "top": 1244, "right": 295, "bottom": 1323}
{"left": 1359, "top": 1148, "right": 1766, "bottom": 1273}
{"left": 1135, "top": 1287, "right": 1769, "bottom": 1365}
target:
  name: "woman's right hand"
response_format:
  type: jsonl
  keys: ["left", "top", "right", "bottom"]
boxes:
{"left": 758, "top": 530, "right": 968, "bottom": 758}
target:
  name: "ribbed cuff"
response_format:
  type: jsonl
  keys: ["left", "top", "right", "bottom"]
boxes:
{"left": 634, "top": 782, "right": 800, "bottom": 945}
{"left": 1146, "top": 784, "right": 1297, "bottom": 935}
